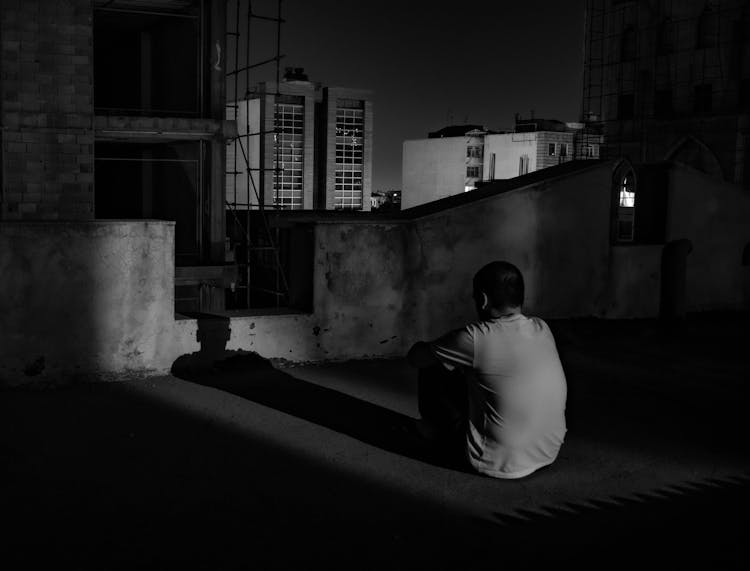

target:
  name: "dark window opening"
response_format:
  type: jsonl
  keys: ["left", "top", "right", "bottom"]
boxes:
{"left": 225, "top": 213, "right": 313, "bottom": 312}
{"left": 741, "top": 78, "right": 750, "bottom": 111}
{"left": 694, "top": 84, "right": 713, "bottom": 113}
{"left": 655, "top": 88, "right": 674, "bottom": 118}
{"left": 656, "top": 18, "right": 674, "bottom": 55}
{"left": 95, "top": 141, "right": 203, "bottom": 266}
{"left": 696, "top": 6, "right": 719, "bottom": 49}
{"left": 621, "top": 25, "right": 637, "bottom": 61}
{"left": 618, "top": 93, "right": 635, "bottom": 119}
{"left": 94, "top": 3, "right": 202, "bottom": 117}
{"left": 466, "top": 166, "right": 481, "bottom": 178}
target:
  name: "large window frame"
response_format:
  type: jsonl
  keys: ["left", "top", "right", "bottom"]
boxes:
{"left": 334, "top": 104, "right": 364, "bottom": 210}
{"left": 273, "top": 102, "right": 305, "bottom": 209}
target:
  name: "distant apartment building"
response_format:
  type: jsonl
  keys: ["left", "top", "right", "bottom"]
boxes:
{"left": 582, "top": 0, "right": 750, "bottom": 188}
{"left": 371, "top": 190, "right": 401, "bottom": 211}
{"left": 402, "top": 119, "right": 595, "bottom": 208}
{"left": 227, "top": 68, "right": 373, "bottom": 211}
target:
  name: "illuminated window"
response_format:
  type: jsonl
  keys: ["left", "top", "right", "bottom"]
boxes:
{"left": 617, "top": 171, "right": 635, "bottom": 241}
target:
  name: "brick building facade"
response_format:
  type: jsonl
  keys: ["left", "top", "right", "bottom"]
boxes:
{"left": 1, "top": 0, "right": 94, "bottom": 220}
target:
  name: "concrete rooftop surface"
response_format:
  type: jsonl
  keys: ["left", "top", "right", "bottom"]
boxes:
{"left": 2, "top": 313, "right": 750, "bottom": 569}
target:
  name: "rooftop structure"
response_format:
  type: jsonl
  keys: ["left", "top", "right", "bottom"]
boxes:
{"left": 402, "top": 118, "right": 598, "bottom": 208}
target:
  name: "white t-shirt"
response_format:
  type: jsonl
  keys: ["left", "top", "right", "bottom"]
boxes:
{"left": 430, "top": 314, "right": 567, "bottom": 479}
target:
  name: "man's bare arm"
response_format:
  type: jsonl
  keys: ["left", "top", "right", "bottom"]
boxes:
{"left": 407, "top": 341, "right": 440, "bottom": 369}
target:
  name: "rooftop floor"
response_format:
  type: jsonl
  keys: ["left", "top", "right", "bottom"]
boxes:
{"left": 2, "top": 313, "right": 749, "bottom": 568}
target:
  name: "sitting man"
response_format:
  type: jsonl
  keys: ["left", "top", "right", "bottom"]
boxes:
{"left": 407, "top": 261, "right": 567, "bottom": 479}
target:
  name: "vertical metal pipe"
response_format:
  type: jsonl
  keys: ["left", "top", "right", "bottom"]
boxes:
{"left": 246, "top": 0, "right": 252, "bottom": 307}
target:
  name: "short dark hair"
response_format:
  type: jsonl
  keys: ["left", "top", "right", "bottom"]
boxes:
{"left": 473, "top": 261, "right": 524, "bottom": 309}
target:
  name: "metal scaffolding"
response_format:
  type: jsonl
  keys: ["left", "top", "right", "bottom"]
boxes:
{"left": 225, "top": 0, "right": 289, "bottom": 310}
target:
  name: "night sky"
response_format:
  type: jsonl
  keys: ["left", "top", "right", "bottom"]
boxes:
{"left": 235, "top": 0, "right": 586, "bottom": 191}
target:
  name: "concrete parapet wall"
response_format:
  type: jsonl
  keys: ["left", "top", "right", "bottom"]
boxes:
{"left": 0, "top": 221, "right": 175, "bottom": 386}
{"left": 5, "top": 162, "right": 749, "bottom": 383}
{"left": 172, "top": 222, "right": 413, "bottom": 363}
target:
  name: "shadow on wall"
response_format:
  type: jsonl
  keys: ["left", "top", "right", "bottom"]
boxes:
{"left": 659, "top": 238, "right": 692, "bottom": 321}
{"left": 170, "top": 315, "right": 466, "bottom": 471}
{"left": 0, "top": 224, "right": 96, "bottom": 386}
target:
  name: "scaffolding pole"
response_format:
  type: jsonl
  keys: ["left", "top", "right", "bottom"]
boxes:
{"left": 225, "top": 0, "right": 289, "bottom": 310}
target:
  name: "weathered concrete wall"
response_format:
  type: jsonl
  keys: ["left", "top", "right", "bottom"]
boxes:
{"left": 484, "top": 133, "right": 538, "bottom": 180}
{"left": 666, "top": 165, "right": 750, "bottom": 311}
{"left": 187, "top": 222, "right": 412, "bottom": 361}
{"left": 0, "top": 221, "right": 175, "bottom": 386}
{"left": 404, "top": 163, "right": 615, "bottom": 342}
{"left": 175, "top": 161, "right": 673, "bottom": 364}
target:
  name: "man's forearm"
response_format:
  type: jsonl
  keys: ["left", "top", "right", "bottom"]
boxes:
{"left": 407, "top": 341, "right": 440, "bottom": 368}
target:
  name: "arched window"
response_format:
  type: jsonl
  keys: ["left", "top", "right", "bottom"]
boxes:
{"left": 616, "top": 170, "right": 636, "bottom": 241}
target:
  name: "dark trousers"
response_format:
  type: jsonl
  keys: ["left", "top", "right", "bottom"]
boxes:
{"left": 417, "top": 364, "right": 468, "bottom": 437}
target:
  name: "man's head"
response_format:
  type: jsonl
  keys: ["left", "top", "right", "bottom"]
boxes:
{"left": 473, "top": 261, "right": 524, "bottom": 317}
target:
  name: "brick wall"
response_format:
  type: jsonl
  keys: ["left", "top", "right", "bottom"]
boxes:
{"left": 1, "top": 0, "right": 94, "bottom": 220}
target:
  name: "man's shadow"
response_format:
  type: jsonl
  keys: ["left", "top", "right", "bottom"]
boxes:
{"left": 171, "top": 314, "right": 468, "bottom": 472}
